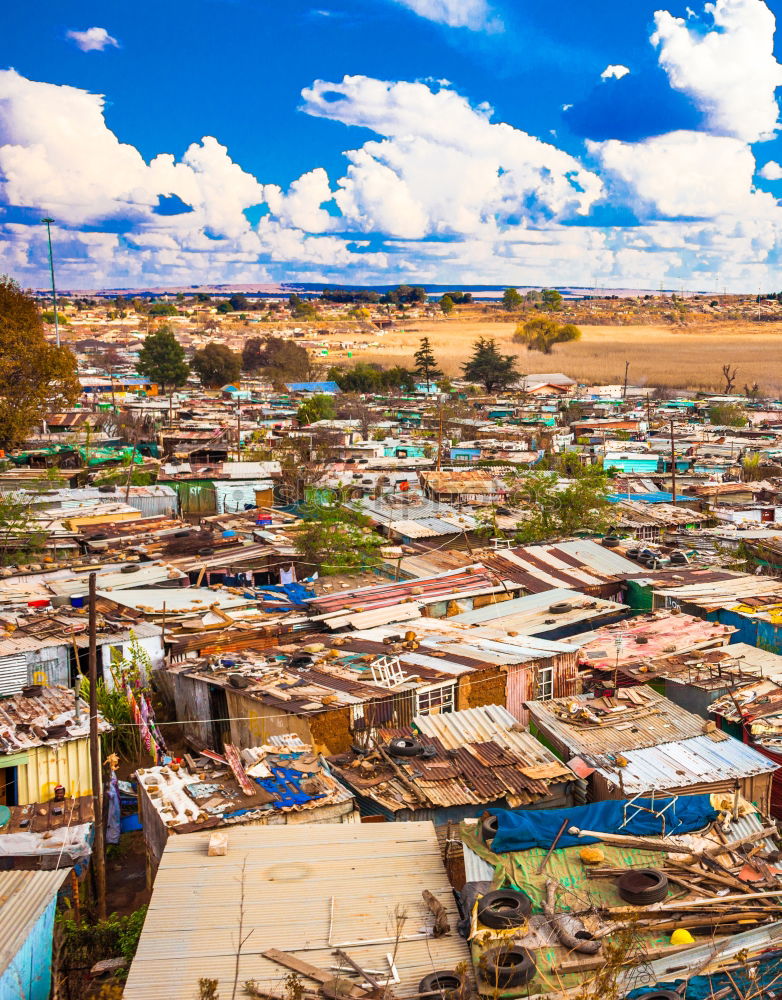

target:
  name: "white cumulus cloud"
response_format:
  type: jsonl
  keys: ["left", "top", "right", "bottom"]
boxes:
{"left": 759, "top": 159, "right": 782, "bottom": 180}
{"left": 588, "top": 130, "right": 772, "bottom": 220}
{"left": 601, "top": 64, "right": 630, "bottom": 80}
{"left": 390, "top": 0, "right": 500, "bottom": 31}
{"left": 66, "top": 27, "right": 119, "bottom": 52}
{"left": 651, "top": 0, "right": 782, "bottom": 142}
{"left": 300, "top": 76, "right": 603, "bottom": 238}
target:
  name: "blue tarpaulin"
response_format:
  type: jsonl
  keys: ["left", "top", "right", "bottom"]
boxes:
{"left": 489, "top": 795, "right": 718, "bottom": 854}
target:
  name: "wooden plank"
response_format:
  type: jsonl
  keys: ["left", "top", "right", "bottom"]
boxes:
{"left": 224, "top": 743, "right": 259, "bottom": 797}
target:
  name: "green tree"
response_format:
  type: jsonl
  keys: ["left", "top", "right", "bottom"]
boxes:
{"left": 514, "top": 317, "right": 581, "bottom": 354}
{"left": 382, "top": 285, "right": 426, "bottom": 306}
{"left": 297, "top": 394, "right": 337, "bottom": 425}
{"left": 242, "top": 336, "right": 311, "bottom": 381}
{"left": 0, "top": 490, "right": 48, "bottom": 566}
{"left": 709, "top": 403, "right": 747, "bottom": 427}
{"left": 148, "top": 302, "right": 178, "bottom": 316}
{"left": 462, "top": 337, "right": 519, "bottom": 393}
{"left": 439, "top": 294, "right": 455, "bottom": 315}
{"left": 329, "top": 363, "right": 416, "bottom": 393}
{"left": 541, "top": 288, "right": 564, "bottom": 310}
{"left": 216, "top": 300, "right": 233, "bottom": 314}
{"left": 295, "top": 499, "right": 384, "bottom": 575}
{"left": 228, "top": 293, "right": 250, "bottom": 312}
{"left": 501, "top": 288, "right": 523, "bottom": 311}
{"left": 413, "top": 336, "right": 443, "bottom": 390}
{"left": 191, "top": 343, "right": 241, "bottom": 388}
{"left": 289, "top": 294, "right": 318, "bottom": 319}
{"left": 137, "top": 326, "right": 189, "bottom": 393}
{"left": 42, "top": 310, "right": 69, "bottom": 325}
{"left": 507, "top": 467, "right": 612, "bottom": 544}
{"left": 0, "top": 276, "right": 80, "bottom": 449}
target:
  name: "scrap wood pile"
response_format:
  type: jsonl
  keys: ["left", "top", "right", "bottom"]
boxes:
{"left": 457, "top": 796, "right": 782, "bottom": 997}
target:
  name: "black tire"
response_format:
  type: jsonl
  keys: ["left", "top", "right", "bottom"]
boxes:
{"left": 616, "top": 868, "right": 669, "bottom": 905}
{"left": 477, "top": 889, "right": 532, "bottom": 929}
{"left": 120, "top": 565, "right": 140, "bottom": 574}
{"left": 481, "top": 815, "right": 499, "bottom": 845}
{"left": 418, "top": 972, "right": 465, "bottom": 996}
{"left": 549, "top": 602, "right": 573, "bottom": 614}
{"left": 480, "top": 947, "right": 535, "bottom": 988}
{"left": 388, "top": 738, "right": 423, "bottom": 758}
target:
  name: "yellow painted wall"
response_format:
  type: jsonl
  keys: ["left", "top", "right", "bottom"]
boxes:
{"left": 65, "top": 509, "right": 141, "bottom": 530}
{"left": 17, "top": 739, "right": 97, "bottom": 804}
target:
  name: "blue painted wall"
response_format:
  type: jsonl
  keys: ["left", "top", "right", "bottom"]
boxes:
{"left": 0, "top": 898, "right": 57, "bottom": 1000}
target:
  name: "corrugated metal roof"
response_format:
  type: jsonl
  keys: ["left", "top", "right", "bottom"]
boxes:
{"left": 526, "top": 688, "right": 707, "bottom": 757}
{"left": 591, "top": 733, "right": 776, "bottom": 793}
{"left": 333, "top": 707, "right": 571, "bottom": 812}
{"left": 123, "top": 822, "right": 469, "bottom": 1000}
{"left": 0, "top": 869, "right": 68, "bottom": 978}
{"left": 451, "top": 587, "right": 627, "bottom": 633}
{"left": 308, "top": 566, "right": 503, "bottom": 614}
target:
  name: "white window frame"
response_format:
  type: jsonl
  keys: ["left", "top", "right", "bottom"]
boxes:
{"left": 536, "top": 666, "right": 554, "bottom": 702}
{"left": 415, "top": 682, "right": 455, "bottom": 716}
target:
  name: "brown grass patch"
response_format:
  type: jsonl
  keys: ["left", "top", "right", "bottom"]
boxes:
{"left": 336, "top": 317, "right": 782, "bottom": 392}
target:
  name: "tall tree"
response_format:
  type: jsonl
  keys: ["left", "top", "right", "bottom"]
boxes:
{"left": 192, "top": 343, "right": 241, "bottom": 388}
{"left": 0, "top": 276, "right": 79, "bottom": 449}
{"left": 513, "top": 317, "right": 581, "bottom": 354}
{"left": 136, "top": 326, "right": 189, "bottom": 393}
{"left": 541, "top": 288, "right": 563, "bottom": 310}
{"left": 413, "top": 336, "right": 443, "bottom": 390}
{"left": 506, "top": 467, "right": 612, "bottom": 544}
{"left": 439, "top": 294, "right": 455, "bottom": 315}
{"left": 462, "top": 337, "right": 519, "bottom": 393}
{"left": 297, "top": 394, "right": 336, "bottom": 425}
{"left": 501, "top": 288, "right": 523, "bottom": 311}
{"left": 242, "top": 335, "right": 311, "bottom": 382}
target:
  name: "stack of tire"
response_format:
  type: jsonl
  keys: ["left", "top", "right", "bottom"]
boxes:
{"left": 476, "top": 890, "right": 536, "bottom": 988}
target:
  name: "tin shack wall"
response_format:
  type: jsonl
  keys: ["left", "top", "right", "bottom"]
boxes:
{"left": 0, "top": 895, "right": 57, "bottom": 1000}
{"left": 17, "top": 739, "right": 95, "bottom": 804}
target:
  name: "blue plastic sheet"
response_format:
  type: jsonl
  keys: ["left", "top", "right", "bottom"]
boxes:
{"left": 489, "top": 795, "right": 718, "bottom": 853}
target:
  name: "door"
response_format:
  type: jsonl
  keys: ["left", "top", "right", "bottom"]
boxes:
{"left": 209, "top": 685, "right": 231, "bottom": 751}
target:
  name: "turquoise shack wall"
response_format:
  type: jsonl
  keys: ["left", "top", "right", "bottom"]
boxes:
{"left": 0, "top": 898, "right": 57, "bottom": 1000}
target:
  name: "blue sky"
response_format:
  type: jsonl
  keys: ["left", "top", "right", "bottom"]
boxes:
{"left": 3, "top": 0, "right": 782, "bottom": 290}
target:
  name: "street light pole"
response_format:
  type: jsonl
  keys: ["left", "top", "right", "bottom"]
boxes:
{"left": 41, "top": 217, "right": 60, "bottom": 348}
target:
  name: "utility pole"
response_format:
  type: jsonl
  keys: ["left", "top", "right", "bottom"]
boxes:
{"left": 88, "top": 573, "right": 107, "bottom": 920}
{"left": 622, "top": 360, "right": 629, "bottom": 400}
{"left": 236, "top": 405, "right": 242, "bottom": 461}
{"left": 41, "top": 217, "right": 60, "bottom": 348}
{"left": 669, "top": 418, "right": 677, "bottom": 505}
{"left": 436, "top": 402, "right": 443, "bottom": 472}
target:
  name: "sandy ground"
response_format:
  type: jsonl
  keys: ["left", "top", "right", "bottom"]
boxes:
{"left": 340, "top": 317, "right": 782, "bottom": 392}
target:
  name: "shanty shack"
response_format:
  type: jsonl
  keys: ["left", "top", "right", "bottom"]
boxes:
{"left": 136, "top": 737, "right": 358, "bottom": 868}
{"left": 167, "top": 621, "right": 582, "bottom": 754}
{"left": 458, "top": 795, "right": 782, "bottom": 997}
{"left": 573, "top": 610, "right": 735, "bottom": 691}
{"left": 123, "top": 821, "right": 470, "bottom": 1000}
{"left": 526, "top": 687, "right": 776, "bottom": 811}
{"left": 329, "top": 705, "right": 575, "bottom": 823}
{"left": 0, "top": 686, "right": 110, "bottom": 806}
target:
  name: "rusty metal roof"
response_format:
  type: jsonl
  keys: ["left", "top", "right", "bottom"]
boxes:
{"left": 526, "top": 687, "right": 710, "bottom": 759}
{"left": 329, "top": 705, "right": 572, "bottom": 813}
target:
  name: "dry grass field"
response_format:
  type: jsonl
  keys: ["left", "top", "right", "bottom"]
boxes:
{"left": 345, "top": 316, "right": 782, "bottom": 392}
